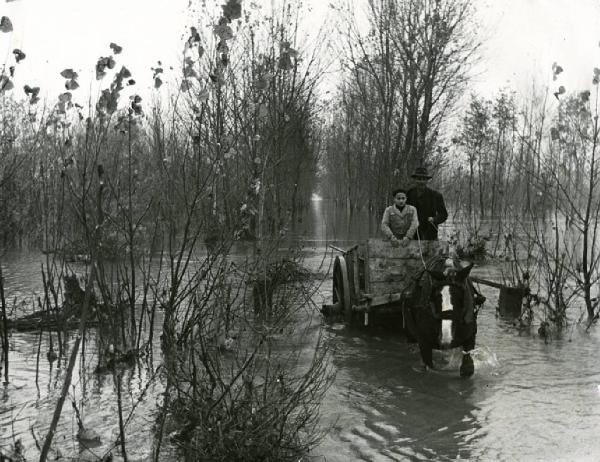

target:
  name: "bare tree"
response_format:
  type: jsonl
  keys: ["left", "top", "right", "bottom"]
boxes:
{"left": 322, "top": 0, "right": 481, "bottom": 212}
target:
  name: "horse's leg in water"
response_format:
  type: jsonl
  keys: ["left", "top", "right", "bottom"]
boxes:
{"left": 460, "top": 334, "right": 476, "bottom": 378}
{"left": 419, "top": 342, "right": 434, "bottom": 370}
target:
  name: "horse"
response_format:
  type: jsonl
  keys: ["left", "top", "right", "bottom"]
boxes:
{"left": 403, "top": 256, "right": 480, "bottom": 377}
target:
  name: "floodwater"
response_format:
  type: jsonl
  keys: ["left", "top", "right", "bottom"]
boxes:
{"left": 317, "top": 281, "right": 600, "bottom": 462}
{"left": 2, "top": 200, "right": 600, "bottom": 461}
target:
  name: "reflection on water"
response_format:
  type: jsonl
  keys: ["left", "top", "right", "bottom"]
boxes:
{"left": 297, "top": 199, "right": 460, "bottom": 245}
{"left": 294, "top": 199, "right": 378, "bottom": 244}
{"left": 1, "top": 329, "right": 167, "bottom": 461}
{"left": 2, "top": 202, "right": 600, "bottom": 461}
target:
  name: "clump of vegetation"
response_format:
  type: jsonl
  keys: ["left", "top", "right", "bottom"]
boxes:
{"left": 1, "top": 0, "right": 333, "bottom": 460}
{"left": 160, "top": 239, "right": 332, "bottom": 462}
{"left": 448, "top": 59, "right": 600, "bottom": 331}
{"left": 453, "top": 230, "right": 488, "bottom": 261}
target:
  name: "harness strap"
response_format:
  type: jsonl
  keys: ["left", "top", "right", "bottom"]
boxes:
{"left": 438, "top": 310, "right": 455, "bottom": 320}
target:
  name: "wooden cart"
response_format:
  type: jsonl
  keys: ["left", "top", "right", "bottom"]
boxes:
{"left": 323, "top": 239, "right": 449, "bottom": 328}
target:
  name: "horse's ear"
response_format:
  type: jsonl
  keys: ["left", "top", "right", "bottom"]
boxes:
{"left": 427, "top": 270, "right": 446, "bottom": 281}
{"left": 456, "top": 262, "right": 474, "bottom": 279}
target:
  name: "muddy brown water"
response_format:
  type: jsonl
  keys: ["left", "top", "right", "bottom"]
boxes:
{"left": 2, "top": 202, "right": 600, "bottom": 461}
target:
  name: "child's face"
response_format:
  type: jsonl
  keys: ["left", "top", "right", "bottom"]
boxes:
{"left": 394, "top": 192, "right": 407, "bottom": 206}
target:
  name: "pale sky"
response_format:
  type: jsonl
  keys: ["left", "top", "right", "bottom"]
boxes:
{"left": 474, "top": 0, "right": 600, "bottom": 100}
{"left": 2, "top": 0, "right": 600, "bottom": 106}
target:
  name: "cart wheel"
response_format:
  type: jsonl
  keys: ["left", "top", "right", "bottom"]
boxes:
{"left": 333, "top": 255, "right": 352, "bottom": 324}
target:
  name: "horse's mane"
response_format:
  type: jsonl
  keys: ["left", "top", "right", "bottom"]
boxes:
{"left": 409, "top": 254, "right": 446, "bottom": 309}
{"left": 410, "top": 254, "right": 476, "bottom": 322}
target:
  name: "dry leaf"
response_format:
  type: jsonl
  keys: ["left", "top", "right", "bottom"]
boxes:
{"left": 13, "top": 49, "right": 25, "bottom": 63}
{"left": 65, "top": 79, "right": 79, "bottom": 90}
{"left": 109, "top": 42, "right": 123, "bottom": 54}
{"left": 58, "top": 92, "right": 72, "bottom": 103}
{"left": 213, "top": 24, "right": 233, "bottom": 41}
{"left": 0, "top": 16, "right": 13, "bottom": 33}
{"left": 198, "top": 88, "right": 209, "bottom": 102}
{"left": 0, "top": 75, "right": 14, "bottom": 92}
{"left": 60, "top": 69, "right": 78, "bottom": 79}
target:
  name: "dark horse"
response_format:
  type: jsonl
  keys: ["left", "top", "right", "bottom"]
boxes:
{"left": 403, "top": 256, "right": 481, "bottom": 377}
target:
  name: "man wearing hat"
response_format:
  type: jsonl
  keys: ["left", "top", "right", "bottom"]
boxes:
{"left": 406, "top": 166, "right": 448, "bottom": 240}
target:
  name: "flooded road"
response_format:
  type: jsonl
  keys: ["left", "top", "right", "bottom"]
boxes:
{"left": 2, "top": 201, "right": 600, "bottom": 461}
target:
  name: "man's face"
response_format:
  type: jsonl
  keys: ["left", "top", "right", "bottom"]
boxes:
{"left": 394, "top": 192, "right": 407, "bottom": 207}
{"left": 414, "top": 178, "right": 428, "bottom": 189}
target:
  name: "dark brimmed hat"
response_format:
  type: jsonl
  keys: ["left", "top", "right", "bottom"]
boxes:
{"left": 411, "top": 166, "right": 432, "bottom": 180}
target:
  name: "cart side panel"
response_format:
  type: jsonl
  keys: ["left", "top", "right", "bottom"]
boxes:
{"left": 366, "top": 239, "right": 449, "bottom": 295}
{"left": 367, "top": 239, "right": 449, "bottom": 259}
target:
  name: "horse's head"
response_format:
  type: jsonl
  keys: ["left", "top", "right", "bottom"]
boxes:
{"left": 427, "top": 260, "right": 474, "bottom": 349}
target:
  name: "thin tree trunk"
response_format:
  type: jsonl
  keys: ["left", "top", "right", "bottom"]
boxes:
{"left": 477, "top": 153, "right": 485, "bottom": 219}
{"left": 583, "top": 111, "right": 598, "bottom": 321}
{"left": 468, "top": 155, "right": 474, "bottom": 224}
{"left": 490, "top": 130, "right": 502, "bottom": 218}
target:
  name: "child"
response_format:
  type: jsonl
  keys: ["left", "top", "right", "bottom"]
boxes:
{"left": 381, "top": 188, "right": 419, "bottom": 246}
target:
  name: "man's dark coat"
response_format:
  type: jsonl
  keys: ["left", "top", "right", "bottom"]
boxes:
{"left": 407, "top": 186, "right": 448, "bottom": 240}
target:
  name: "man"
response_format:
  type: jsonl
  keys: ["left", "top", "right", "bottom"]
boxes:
{"left": 406, "top": 166, "right": 448, "bottom": 241}
{"left": 381, "top": 188, "right": 419, "bottom": 246}
{"left": 407, "top": 166, "right": 486, "bottom": 306}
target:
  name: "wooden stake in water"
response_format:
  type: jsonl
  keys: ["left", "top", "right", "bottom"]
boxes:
{"left": 0, "top": 262, "right": 9, "bottom": 384}
{"left": 38, "top": 264, "right": 97, "bottom": 461}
